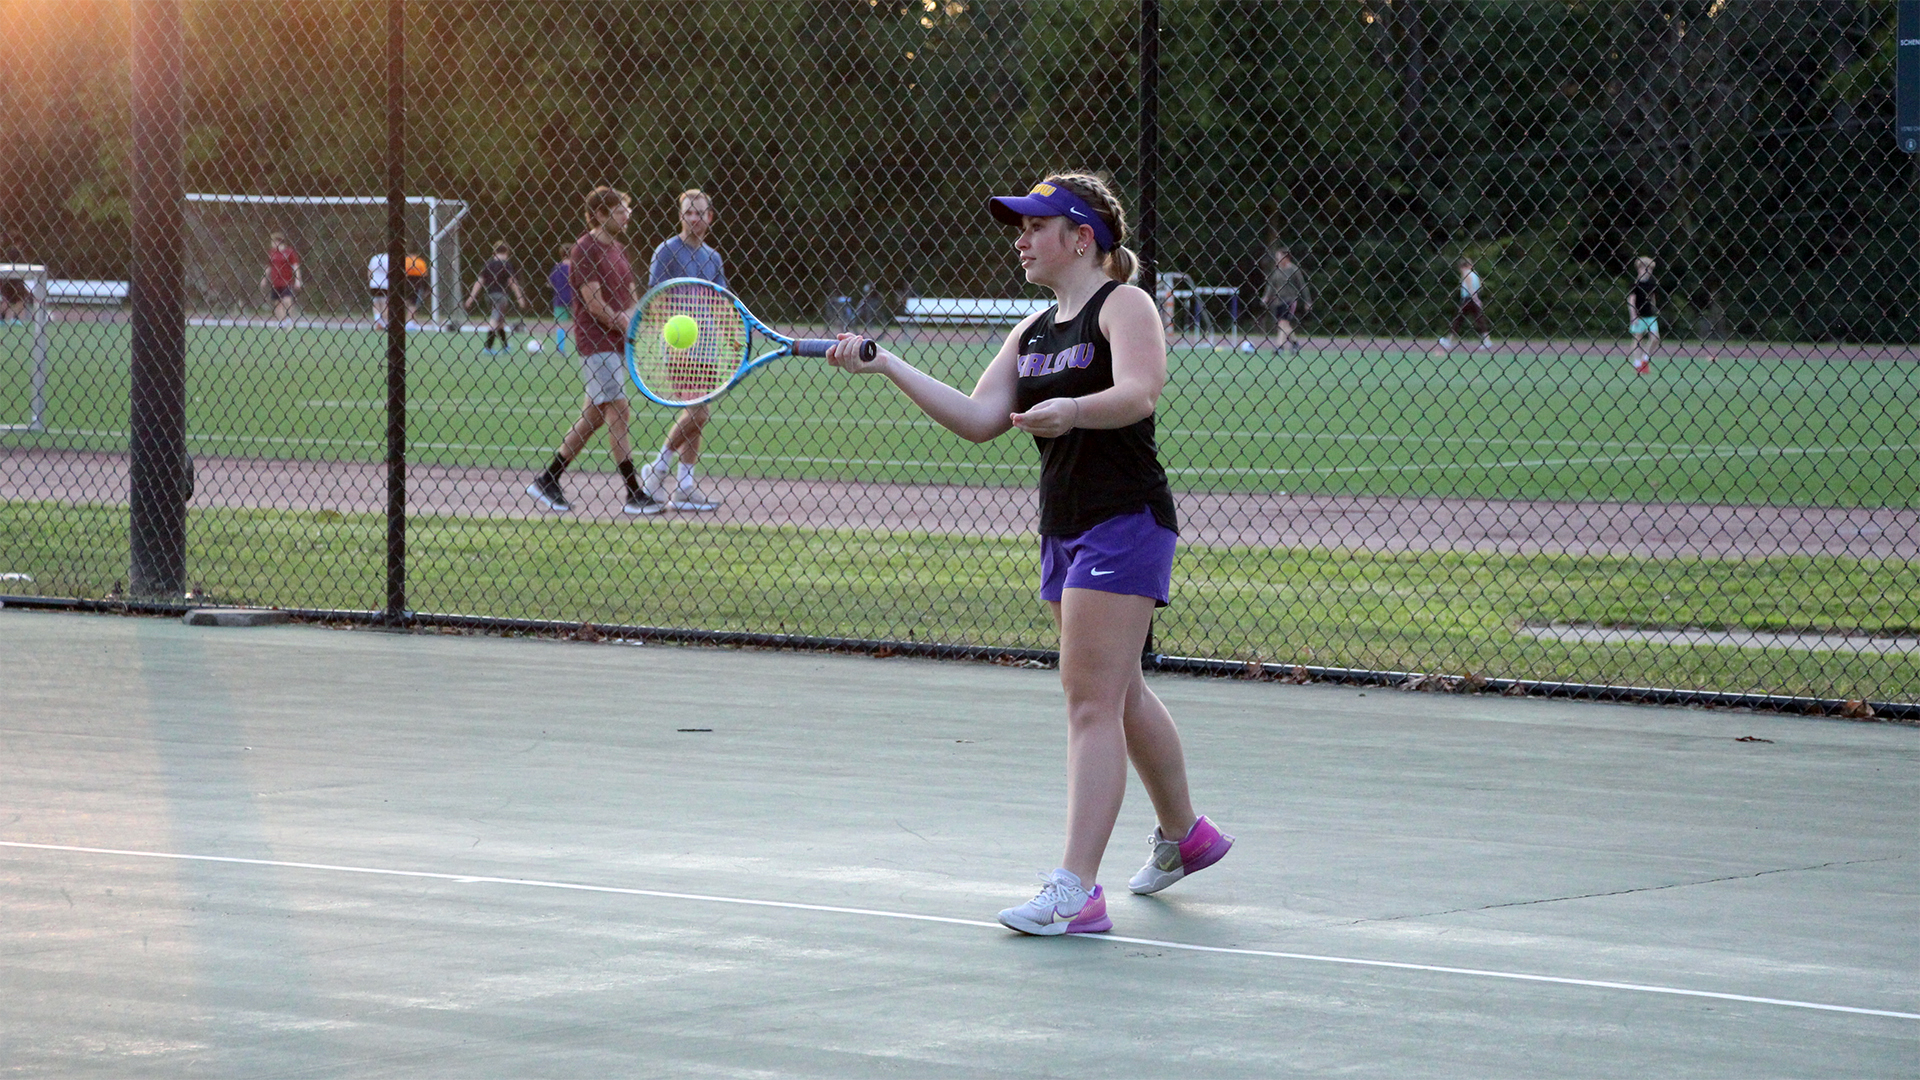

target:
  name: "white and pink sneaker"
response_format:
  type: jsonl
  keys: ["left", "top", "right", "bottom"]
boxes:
{"left": 1128, "top": 815, "right": 1235, "bottom": 895}
{"left": 997, "top": 869, "right": 1111, "bottom": 936}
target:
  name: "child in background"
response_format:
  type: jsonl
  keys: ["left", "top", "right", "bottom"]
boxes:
{"left": 1627, "top": 256, "right": 1660, "bottom": 375}
{"left": 465, "top": 243, "right": 527, "bottom": 353}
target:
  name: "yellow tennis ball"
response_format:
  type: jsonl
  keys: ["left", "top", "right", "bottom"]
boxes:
{"left": 662, "top": 314, "right": 698, "bottom": 350}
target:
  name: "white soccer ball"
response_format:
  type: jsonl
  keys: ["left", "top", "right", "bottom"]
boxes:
{"left": 525, "top": 338, "right": 542, "bottom": 353}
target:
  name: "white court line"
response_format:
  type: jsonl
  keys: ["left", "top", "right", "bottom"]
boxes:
{"left": 3, "top": 841, "right": 1913, "bottom": 1022}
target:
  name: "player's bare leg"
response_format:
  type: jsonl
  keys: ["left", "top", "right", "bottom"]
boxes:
{"left": 559, "top": 398, "right": 608, "bottom": 461}
{"left": 1050, "top": 588, "right": 1168, "bottom": 888}
{"left": 666, "top": 404, "right": 709, "bottom": 464}
{"left": 1121, "top": 661, "right": 1197, "bottom": 841}
{"left": 601, "top": 399, "right": 633, "bottom": 463}
{"left": 649, "top": 403, "right": 717, "bottom": 510}
{"left": 1633, "top": 330, "right": 1660, "bottom": 374}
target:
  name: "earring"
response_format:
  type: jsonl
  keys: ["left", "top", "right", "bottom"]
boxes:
{"left": 1075, "top": 246, "right": 1087, "bottom": 257}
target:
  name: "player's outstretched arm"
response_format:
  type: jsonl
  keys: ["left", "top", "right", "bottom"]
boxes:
{"left": 825, "top": 327, "right": 1021, "bottom": 444}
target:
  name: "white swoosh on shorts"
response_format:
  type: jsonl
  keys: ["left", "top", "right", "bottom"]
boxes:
{"left": 1089, "top": 569, "right": 1115, "bottom": 576}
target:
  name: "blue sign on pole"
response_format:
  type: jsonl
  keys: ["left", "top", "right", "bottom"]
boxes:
{"left": 1900, "top": 0, "right": 1920, "bottom": 152}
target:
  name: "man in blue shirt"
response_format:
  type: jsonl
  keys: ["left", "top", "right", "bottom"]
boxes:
{"left": 637, "top": 189, "right": 726, "bottom": 512}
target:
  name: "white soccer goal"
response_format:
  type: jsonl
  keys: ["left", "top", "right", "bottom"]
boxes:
{"left": 184, "top": 194, "right": 469, "bottom": 325}
{"left": 0, "top": 263, "right": 49, "bottom": 433}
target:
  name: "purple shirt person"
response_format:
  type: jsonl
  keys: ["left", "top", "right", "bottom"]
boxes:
{"left": 549, "top": 258, "right": 574, "bottom": 352}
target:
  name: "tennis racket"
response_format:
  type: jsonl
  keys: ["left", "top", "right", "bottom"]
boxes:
{"left": 625, "top": 277, "right": 876, "bottom": 407}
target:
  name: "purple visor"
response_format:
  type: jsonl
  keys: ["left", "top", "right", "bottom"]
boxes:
{"left": 989, "top": 181, "right": 1116, "bottom": 252}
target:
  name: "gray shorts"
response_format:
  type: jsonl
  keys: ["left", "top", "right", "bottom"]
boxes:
{"left": 581, "top": 350, "right": 627, "bottom": 405}
{"left": 487, "top": 289, "right": 511, "bottom": 318}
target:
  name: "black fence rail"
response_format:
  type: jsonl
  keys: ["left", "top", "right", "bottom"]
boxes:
{"left": 2, "top": 0, "right": 1915, "bottom": 712}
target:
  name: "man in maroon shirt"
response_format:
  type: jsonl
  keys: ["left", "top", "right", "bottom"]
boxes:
{"left": 259, "top": 231, "right": 302, "bottom": 325}
{"left": 526, "top": 186, "right": 655, "bottom": 514}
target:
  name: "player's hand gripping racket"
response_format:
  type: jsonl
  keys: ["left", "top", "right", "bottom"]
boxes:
{"left": 625, "top": 277, "right": 876, "bottom": 407}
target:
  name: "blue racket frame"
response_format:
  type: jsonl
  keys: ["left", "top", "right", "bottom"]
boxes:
{"left": 624, "top": 277, "right": 872, "bottom": 408}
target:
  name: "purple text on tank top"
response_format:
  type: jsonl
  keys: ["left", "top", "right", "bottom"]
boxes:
{"left": 1016, "top": 342, "right": 1096, "bottom": 378}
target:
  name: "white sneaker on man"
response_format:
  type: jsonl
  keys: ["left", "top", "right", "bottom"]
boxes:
{"left": 670, "top": 485, "right": 720, "bottom": 512}
{"left": 638, "top": 461, "right": 669, "bottom": 502}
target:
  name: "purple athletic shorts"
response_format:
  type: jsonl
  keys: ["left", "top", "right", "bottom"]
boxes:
{"left": 1039, "top": 507, "right": 1177, "bottom": 607}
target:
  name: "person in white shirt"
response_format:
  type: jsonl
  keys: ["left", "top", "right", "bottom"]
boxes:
{"left": 367, "top": 251, "right": 391, "bottom": 329}
{"left": 1438, "top": 256, "right": 1491, "bottom": 352}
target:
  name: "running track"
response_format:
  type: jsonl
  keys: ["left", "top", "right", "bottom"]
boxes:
{"left": 4, "top": 448, "right": 1913, "bottom": 559}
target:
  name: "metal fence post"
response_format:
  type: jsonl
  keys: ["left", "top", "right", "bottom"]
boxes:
{"left": 384, "top": 0, "right": 408, "bottom": 624}
{"left": 1138, "top": 0, "right": 1159, "bottom": 302}
{"left": 128, "top": 0, "right": 188, "bottom": 598}
{"left": 1138, "top": 0, "right": 1159, "bottom": 668}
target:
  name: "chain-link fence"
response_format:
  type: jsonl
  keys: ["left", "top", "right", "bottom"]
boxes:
{"left": 2, "top": 0, "right": 1915, "bottom": 712}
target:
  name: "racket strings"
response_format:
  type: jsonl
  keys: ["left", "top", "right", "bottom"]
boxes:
{"left": 632, "top": 284, "right": 748, "bottom": 404}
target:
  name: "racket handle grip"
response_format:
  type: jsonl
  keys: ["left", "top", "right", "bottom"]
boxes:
{"left": 793, "top": 338, "right": 877, "bottom": 361}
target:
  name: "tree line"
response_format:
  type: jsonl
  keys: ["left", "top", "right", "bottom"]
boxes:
{"left": 1, "top": 0, "right": 1911, "bottom": 341}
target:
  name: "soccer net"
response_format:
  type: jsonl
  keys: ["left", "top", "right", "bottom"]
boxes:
{"left": 183, "top": 195, "right": 467, "bottom": 324}
{"left": 0, "top": 263, "right": 49, "bottom": 433}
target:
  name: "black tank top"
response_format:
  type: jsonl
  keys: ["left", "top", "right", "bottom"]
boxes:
{"left": 1631, "top": 278, "right": 1659, "bottom": 317}
{"left": 1014, "top": 280, "right": 1178, "bottom": 537}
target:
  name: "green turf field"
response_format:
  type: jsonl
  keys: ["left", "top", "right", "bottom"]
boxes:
{"left": 3, "top": 320, "right": 1915, "bottom": 506}
{"left": 3, "top": 502, "right": 1914, "bottom": 703}
{"left": 5, "top": 320, "right": 1915, "bottom": 702}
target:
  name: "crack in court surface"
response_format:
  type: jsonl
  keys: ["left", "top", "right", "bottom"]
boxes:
{"left": 2, "top": 840, "right": 1914, "bottom": 1022}
{"left": 1352, "top": 855, "right": 1908, "bottom": 924}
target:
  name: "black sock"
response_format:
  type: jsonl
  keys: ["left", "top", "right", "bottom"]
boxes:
{"left": 540, "top": 452, "right": 570, "bottom": 484}
{"left": 487, "top": 329, "right": 500, "bottom": 348}
{"left": 617, "top": 459, "right": 641, "bottom": 498}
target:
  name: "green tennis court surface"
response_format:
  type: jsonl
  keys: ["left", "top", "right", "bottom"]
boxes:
{"left": 4, "top": 321, "right": 1914, "bottom": 506}
{"left": 3, "top": 609, "right": 1914, "bottom": 1075}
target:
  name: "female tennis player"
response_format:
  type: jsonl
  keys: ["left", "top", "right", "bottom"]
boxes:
{"left": 825, "top": 173, "right": 1233, "bottom": 935}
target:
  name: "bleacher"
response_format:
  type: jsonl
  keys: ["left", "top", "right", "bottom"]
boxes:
{"left": 48, "top": 280, "right": 130, "bottom": 305}
{"left": 896, "top": 297, "right": 1052, "bottom": 326}
{"left": 896, "top": 280, "right": 1242, "bottom": 333}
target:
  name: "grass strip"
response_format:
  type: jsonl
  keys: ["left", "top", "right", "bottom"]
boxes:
{"left": 5, "top": 501, "right": 1912, "bottom": 704}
